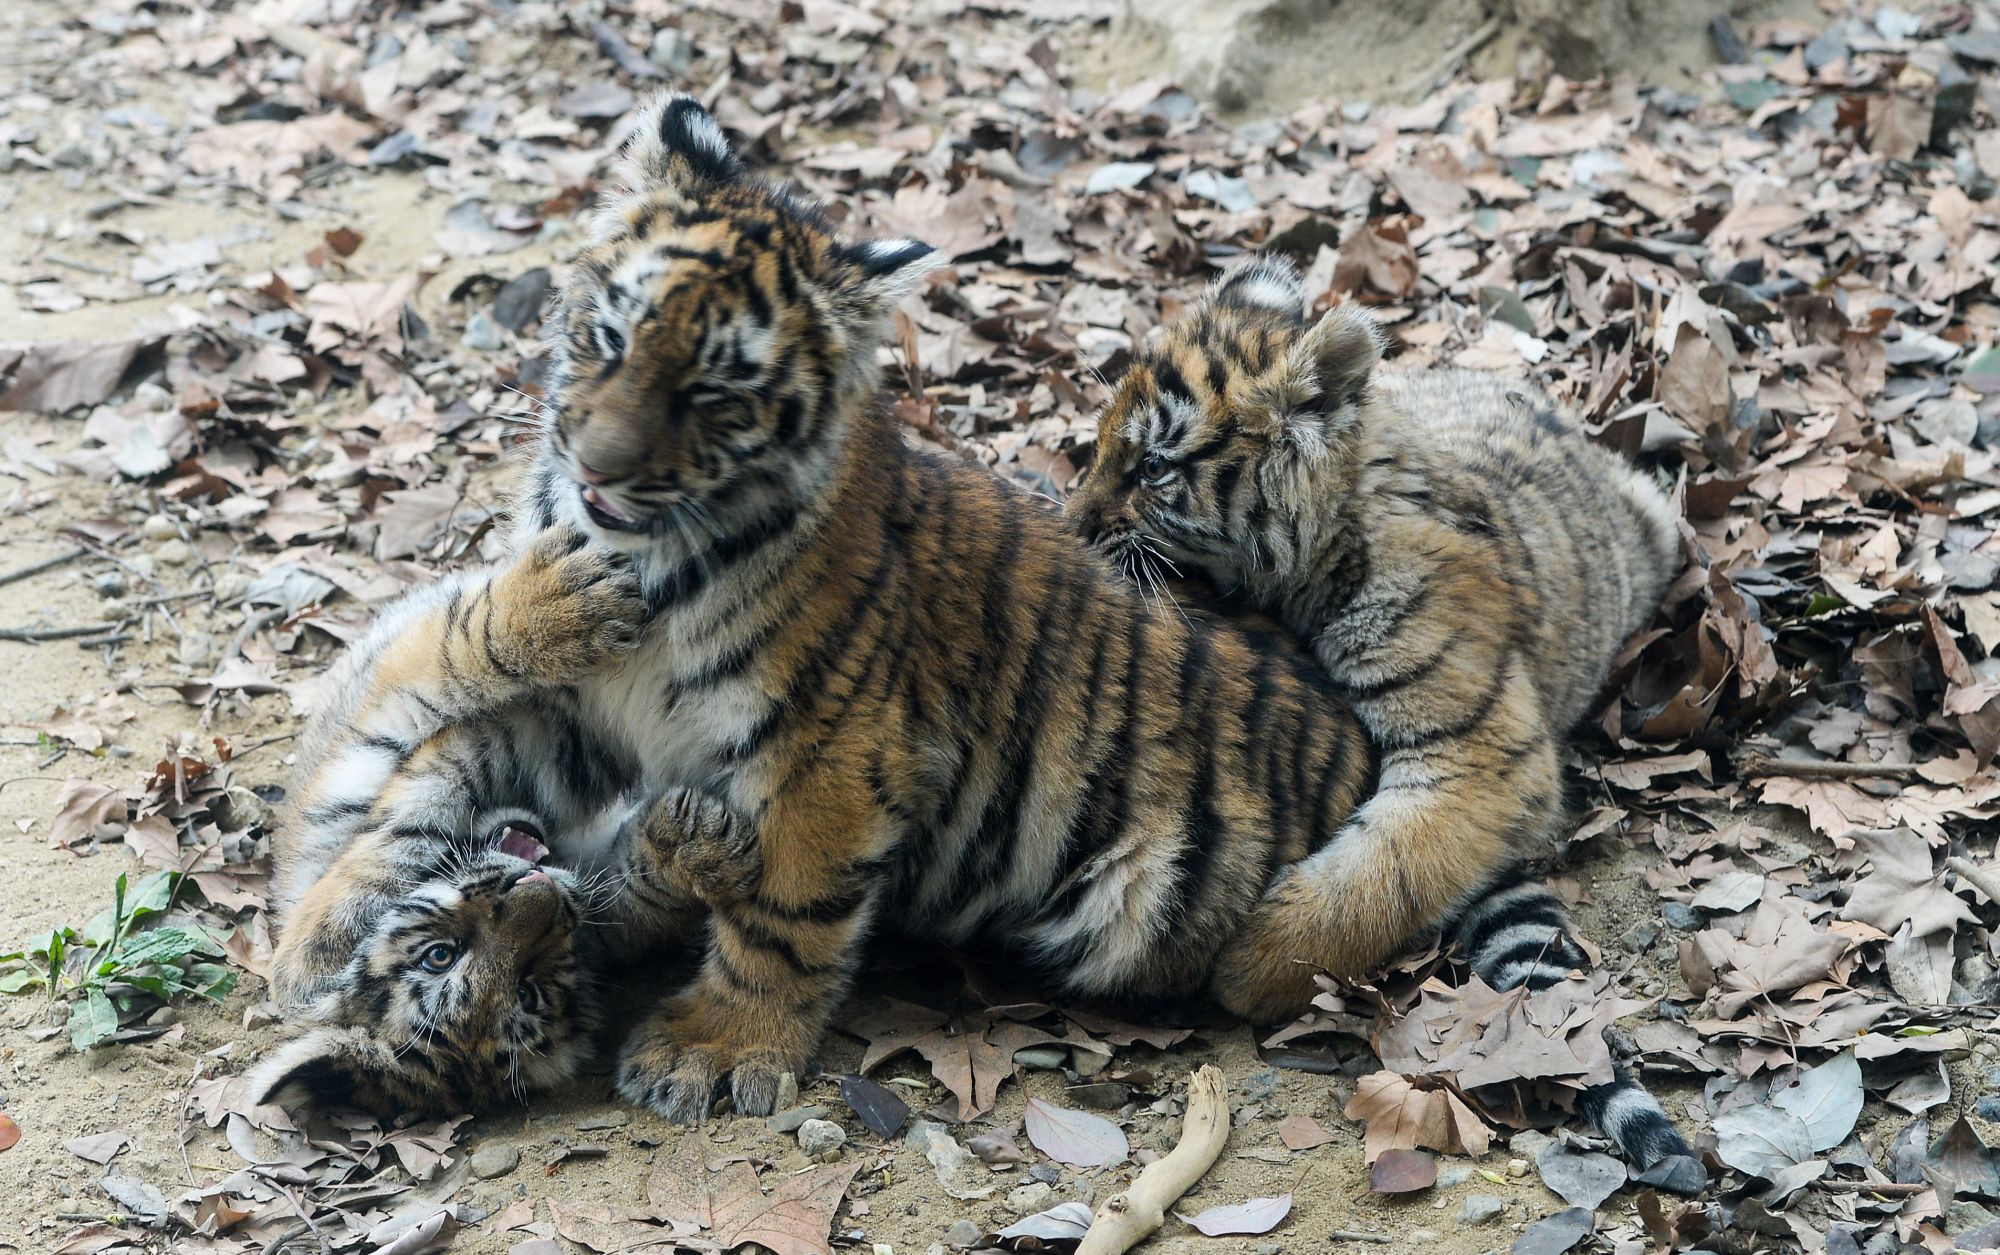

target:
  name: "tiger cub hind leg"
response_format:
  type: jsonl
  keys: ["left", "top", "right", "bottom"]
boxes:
{"left": 1448, "top": 871, "right": 1703, "bottom": 1191}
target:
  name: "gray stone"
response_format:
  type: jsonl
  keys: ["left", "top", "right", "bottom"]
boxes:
{"left": 1802, "top": 34, "right": 1848, "bottom": 72}
{"left": 1256, "top": 1246, "right": 1280, "bottom": 1255}
{"left": 1438, "top": 1166, "right": 1472, "bottom": 1188}
{"left": 463, "top": 311, "right": 506, "bottom": 352}
{"left": 1006, "top": 1182, "right": 1055, "bottom": 1214}
{"left": 141, "top": 514, "right": 177, "bottom": 541}
{"left": 1027, "top": 1163, "right": 1061, "bottom": 1185}
{"left": 944, "top": 1219, "right": 982, "bottom": 1248}
{"left": 1507, "top": 1158, "right": 1530, "bottom": 1178}
{"left": 1456, "top": 1194, "right": 1505, "bottom": 1225}
{"left": 1237, "top": 1068, "right": 1280, "bottom": 1102}
{"left": 1662, "top": 902, "right": 1703, "bottom": 930}
{"left": 767, "top": 1104, "right": 829, "bottom": 1134}
{"left": 155, "top": 539, "right": 192, "bottom": 567}
{"left": 470, "top": 1144, "right": 520, "bottom": 1179}
{"left": 1975, "top": 1095, "right": 2000, "bottom": 1122}
{"left": 93, "top": 571, "right": 128, "bottom": 598}
{"left": 1013, "top": 1046, "right": 1066, "bottom": 1070}
{"left": 177, "top": 632, "right": 215, "bottom": 668}
{"left": 1619, "top": 922, "right": 1659, "bottom": 952}
{"left": 797, "top": 1118, "right": 846, "bottom": 1162}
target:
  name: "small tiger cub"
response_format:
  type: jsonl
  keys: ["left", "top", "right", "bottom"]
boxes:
{"left": 1068, "top": 256, "right": 1695, "bottom": 1181}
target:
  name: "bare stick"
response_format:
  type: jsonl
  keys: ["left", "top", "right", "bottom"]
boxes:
{"left": 1738, "top": 755, "right": 1915, "bottom": 781}
{"left": 1075, "top": 1065, "right": 1230, "bottom": 1255}
{"left": 0, "top": 547, "right": 85, "bottom": 587}
{"left": 1812, "top": 1180, "right": 1930, "bottom": 1197}
{"left": 1328, "top": 1234, "right": 1393, "bottom": 1245}
{"left": 0, "top": 620, "right": 130, "bottom": 642}
{"left": 1947, "top": 856, "right": 2000, "bottom": 907}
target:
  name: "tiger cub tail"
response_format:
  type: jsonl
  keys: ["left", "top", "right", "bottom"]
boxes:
{"left": 1446, "top": 867, "right": 1704, "bottom": 1193}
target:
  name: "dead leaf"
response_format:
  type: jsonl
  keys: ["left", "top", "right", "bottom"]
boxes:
{"left": 1177, "top": 1193, "right": 1293, "bottom": 1236}
{"left": 1022, "top": 1096, "right": 1128, "bottom": 1168}
{"left": 709, "top": 1160, "right": 860, "bottom": 1255}
{"left": 1368, "top": 1149, "right": 1437, "bottom": 1194}
{"left": 1342, "top": 1072, "right": 1492, "bottom": 1162}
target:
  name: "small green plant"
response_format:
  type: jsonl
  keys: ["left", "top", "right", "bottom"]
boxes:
{"left": 0, "top": 870, "right": 235, "bottom": 1050}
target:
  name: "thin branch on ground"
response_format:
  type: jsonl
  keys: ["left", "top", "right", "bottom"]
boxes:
{"left": 1074, "top": 1065, "right": 1230, "bottom": 1255}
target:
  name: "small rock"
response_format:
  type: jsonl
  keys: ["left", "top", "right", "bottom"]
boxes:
{"left": 767, "top": 1105, "right": 829, "bottom": 1135}
{"left": 797, "top": 1119, "right": 846, "bottom": 1162}
{"left": 1256, "top": 1246, "right": 1280, "bottom": 1255}
{"left": 470, "top": 1145, "right": 520, "bottom": 1179}
{"left": 1013, "top": 1046, "right": 1066, "bottom": 1070}
{"left": 1802, "top": 34, "right": 1847, "bottom": 72}
{"left": 1507, "top": 1158, "right": 1529, "bottom": 1178}
{"left": 649, "top": 27, "right": 691, "bottom": 71}
{"left": 212, "top": 571, "right": 250, "bottom": 604}
{"left": 1237, "top": 1069, "right": 1280, "bottom": 1103}
{"left": 132, "top": 381, "right": 174, "bottom": 411}
{"left": 1975, "top": 1095, "right": 2000, "bottom": 1121}
{"left": 493, "top": 267, "right": 553, "bottom": 334}
{"left": 141, "top": 515, "right": 177, "bottom": 542}
{"left": 944, "top": 1219, "right": 982, "bottom": 1249}
{"left": 1341, "top": 100, "right": 1372, "bottom": 122}
{"left": 1456, "top": 1194, "right": 1505, "bottom": 1225}
{"left": 1072, "top": 1048, "right": 1111, "bottom": 1078}
{"left": 463, "top": 311, "right": 506, "bottom": 352}
{"left": 1408, "top": 1231, "right": 1439, "bottom": 1244}
{"left": 1438, "top": 1166, "right": 1472, "bottom": 1188}
{"left": 1509, "top": 1130, "right": 1556, "bottom": 1162}
{"left": 576, "top": 1112, "right": 630, "bottom": 1131}
{"left": 178, "top": 632, "right": 215, "bottom": 669}
{"left": 775, "top": 1072, "right": 800, "bottom": 1111}
{"left": 1619, "top": 922, "right": 1658, "bottom": 952}
{"left": 93, "top": 571, "right": 129, "bottom": 598}
{"left": 1662, "top": 902, "right": 1702, "bottom": 930}
{"left": 1027, "top": 1163, "right": 1061, "bottom": 1186}
{"left": 1006, "top": 1182, "right": 1054, "bottom": 1214}
{"left": 155, "top": 539, "right": 193, "bottom": 567}
{"left": 51, "top": 143, "right": 93, "bottom": 169}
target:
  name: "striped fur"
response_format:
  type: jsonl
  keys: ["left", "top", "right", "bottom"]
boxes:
{"left": 1066, "top": 256, "right": 1696, "bottom": 1180}
{"left": 266, "top": 94, "right": 1378, "bottom": 1123}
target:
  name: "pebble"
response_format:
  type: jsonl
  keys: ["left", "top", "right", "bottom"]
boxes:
{"left": 178, "top": 632, "right": 215, "bottom": 668}
{"left": 1072, "top": 1048, "right": 1110, "bottom": 1078}
{"left": 1256, "top": 1246, "right": 1280, "bottom": 1255}
{"left": 155, "top": 539, "right": 193, "bottom": 567}
{"left": 211, "top": 571, "right": 250, "bottom": 604}
{"left": 1438, "top": 1166, "right": 1472, "bottom": 1188}
{"left": 1013, "top": 1046, "right": 1066, "bottom": 1070}
{"left": 93, "top": 571, "right": 129, "bottom": 598}
{"left": 649, "top": 27, "right": 690, "bottom": 71}
{"left": 1975, "top": 1095, "right": 2000, "bottom": 1121}
{"left": 767, "top": 1104, "right": 829, "bottom": 1135}
{"left": 1662, "top": 902, "right": 1703, "bottom": 930}
{"left": 797, "top": 1119, "right": 846, "bottom": 1162}
{"left": 1619, "top": 922, "right": 1658, "bottom": 952}
{"left": 470, "top": 1145, "right": 521, "bottom": 1179}
{"left": 141, "top": 514, "right": 178, "bottom": 541}
{"left": 1237, "top": 1069, "right": 1280, "bottom": 1103}
{"left": 1507, "top": 1158, "right": 1529, "bottom": 1179}
{"left": 463, "top": 311, "right": 506, "bottom": 351}
{"left": 943, "top": 1219, "right": 982, "bottom": 1249}
{"left": 1456, "top": 1194, "right": 1505, "bottom": 1225}
{"left": 1026, "top": 1163, "right": 1061, "bottom": 1186}
{"left": 1006, "top": 1182, "right": 1054, "bottom": 1214}
{"left": 1408, "top": 1231, "right": 1439, "bottom": 1244}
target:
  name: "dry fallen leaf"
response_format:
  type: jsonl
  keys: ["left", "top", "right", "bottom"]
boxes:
{"left": 1177, "top": 1194, "right": 1293, "bottom": 1236}
{"left": 1022, "top": 1096, "right": 1128, "bottom": 1168}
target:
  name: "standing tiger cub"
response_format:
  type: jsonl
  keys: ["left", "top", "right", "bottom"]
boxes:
{"left": 1068, "top": 256, "right": 1693, "bottom": 1179}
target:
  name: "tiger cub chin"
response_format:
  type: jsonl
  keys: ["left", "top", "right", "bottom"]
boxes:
{"left": 1067, "top": 256, "right": 1696, "bottom": 1182}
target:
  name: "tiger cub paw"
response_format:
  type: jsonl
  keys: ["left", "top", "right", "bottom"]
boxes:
{"left": 492, "top": 526, "right": 646, "bottom": 682}
{"left": 616, "top": 1014, "right": 795, "bottom": 1123}
{"left": 641, "top": 788, "right": 760, "bottom": 906}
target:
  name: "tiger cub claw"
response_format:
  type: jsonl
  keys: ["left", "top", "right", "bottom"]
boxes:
{"left": 615, "top": 1023, "right": 791, "bottom": 1123}
{"left": 494, "top": 526, "right": 646, "bottom": 682}
{"left": 641, "top": 788, "right": 760, "bottom": 905}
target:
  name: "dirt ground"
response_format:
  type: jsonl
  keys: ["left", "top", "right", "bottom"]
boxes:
{"left": 6, "top": 0, "right": 2000, "bottom": 1253}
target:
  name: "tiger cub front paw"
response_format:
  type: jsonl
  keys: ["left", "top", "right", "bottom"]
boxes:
{"left": 491, "top": 526, "right": 646, "bottom": 682}
{"left": 615, "top": 1005, "right": 796, "bottom": 1123}
{"left": 640, "top": 788, "right": 760, "bottom": 906}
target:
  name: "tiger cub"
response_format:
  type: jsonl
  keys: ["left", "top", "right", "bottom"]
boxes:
{"left": 258, "top": 527, "right": 753, "bottom": 1112}
{"left": 262, "top": 91, "right": 1378, "bottom": 1126}
{"left": 1067, "top": 257, "right": 1695, "bottom": 1180}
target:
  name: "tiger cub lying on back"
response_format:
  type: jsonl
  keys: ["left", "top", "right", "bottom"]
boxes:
{"left": 1067, "top": 257, "right": 1693, "bottom": 1179}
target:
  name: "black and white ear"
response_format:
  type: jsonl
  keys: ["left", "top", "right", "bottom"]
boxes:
{"left": 842, "top": 237, "right": 948, "bottom": 312}
{"left": 619, "top": 92, "right": 741, "bottom": 190}
{"left": 1208, "top": 255, "right": 1309, "bottom": 321}
{"left": 251, "top": 1027, "right": 399, "bottom": 1116}
{"left": 1289, "top": 304, "right": 1384, "bottom": 417}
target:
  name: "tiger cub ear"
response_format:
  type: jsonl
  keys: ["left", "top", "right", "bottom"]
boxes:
{"left": 619, "top": 92, "right": 742, "bottom": 191}
{"left": 251, "top": 1027, "right": 405, "bottom": 1116}
{"left": 1288, "top": 304, "right": 1384, "bottom": 427}
{"left": 838, "top": 237, "right": 948, "bottom": 314}
{"left": 1208, "top": 255, "right": 1309, "bottom": 321}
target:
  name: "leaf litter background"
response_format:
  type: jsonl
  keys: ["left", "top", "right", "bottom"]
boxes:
{"left": 2, "top": 0, "right": 2000, "bottom": 1253}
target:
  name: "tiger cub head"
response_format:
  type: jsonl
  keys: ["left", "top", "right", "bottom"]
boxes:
{"left": 1066, "top": 255, "right": 1386, "bottom": 589}
{"left": 528, "top": 92, "right": 944, "bottom": 555}
{"left": 257, "top": 817, "right": 595, "bottom": 1116}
